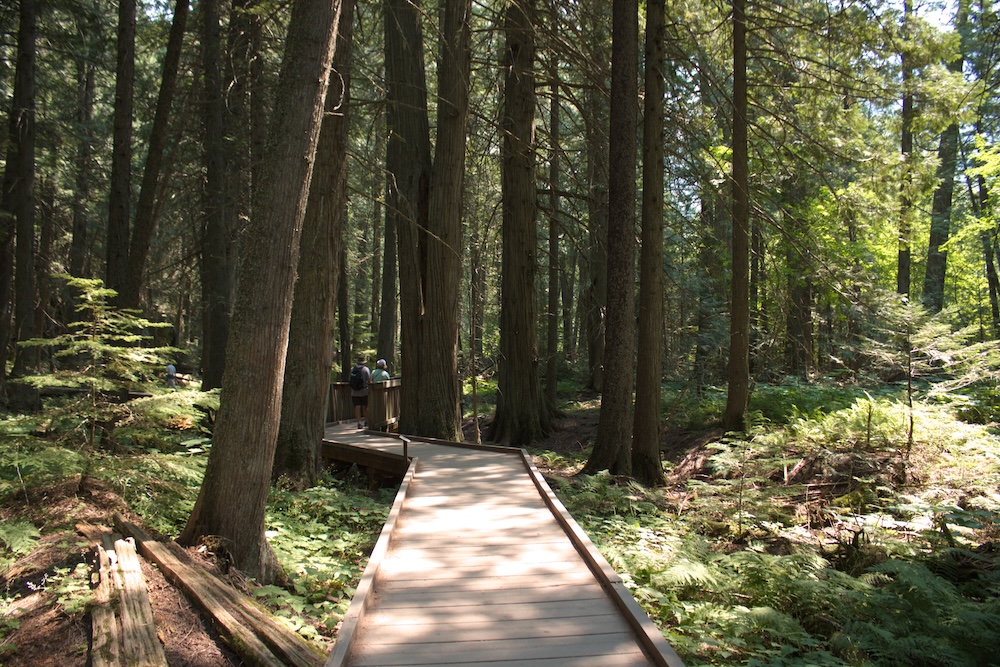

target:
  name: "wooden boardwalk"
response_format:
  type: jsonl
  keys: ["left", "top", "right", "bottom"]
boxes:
{"left": 323, "top": 424, "right": 685, "bottom": 667}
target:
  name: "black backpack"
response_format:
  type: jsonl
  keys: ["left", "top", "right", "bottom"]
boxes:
{"left": 349, "top": 365, "right": 367, "bottom": 390}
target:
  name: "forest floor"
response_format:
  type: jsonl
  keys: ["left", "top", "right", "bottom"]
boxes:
{"left": 0, "top": 475, "right": 246, "bottom": 666}
{"left": 5, "top": 408, "right": 687, "bottom": 667}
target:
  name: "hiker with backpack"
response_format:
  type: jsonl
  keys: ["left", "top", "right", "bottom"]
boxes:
{"left": 349, "top": 357, "right": 372, "bottom": 429}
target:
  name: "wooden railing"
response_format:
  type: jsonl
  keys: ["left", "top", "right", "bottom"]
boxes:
{"left": 326, "top": 378, "right": 401, "bottom": 431}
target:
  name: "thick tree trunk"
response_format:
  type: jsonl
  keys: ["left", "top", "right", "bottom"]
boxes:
{"left": 723, "top": 0, "right": 750, "bottom": 433}
{"left": 632, "top": 0, "right": 665, "bottom": 487}
{"left": 583, "top": 0, "right": 610, "bottom": 392}
{"left": 200, "top": 0, "right": 231, "bottom": 390}
{"left": 923, "top": 4, "right": 965, "bottom": 313}
{"left": 107, "top": 0, "right": 135, "bottom": 300}
{"left": 274, "top": 0, "right": 355, "bottom": 485}
{"left": 583, "top": 0, "right": 637, "bottom": 475}
{"left": 69, "top": 11, "right": 97, "bottom": 279}
{"left": 415, "top": 0, "right": 472, "bottom": 441}
{"left": 385, "top": 0, "right": 433, "bottom": 435}
{"left": 7, "top": 0, "right": 37, "bottom": 378}
{"left": 121, "top": 0, "right": 189, "bottom": 309}
{"left": 487, "top": 0, "right": 550, "bottom": 446}
{"left": 179, "top": 0, "right": 342, "bottom": 584}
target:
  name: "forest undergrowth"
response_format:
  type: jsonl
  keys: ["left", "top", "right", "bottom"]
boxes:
{"left": 0, "top": 378, "right": 997, "bottom": 666}
{"left": 538, "top": 383, "right": 1000, "bottom": 667}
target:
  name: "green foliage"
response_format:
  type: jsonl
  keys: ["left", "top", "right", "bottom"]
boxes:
{"left": 547, "top": 385, "right": 1000, "bottom": 667}
{"left": 461, "top": 375, "right": 498, "bottom": 417}
{"left": 0, "top": 436, "right": 87, "bottom": 498}
{"left": 264, "top": 479, "right": 393, "bottom": 634}
{"left": 45, "top": 563, "right": 94, "bottom": 617}
{"left": 842, "top": 560, "right": 1000, "bottom": 666}
{"left": 92, "top": 451, "right": 207, "bottom": 536}
{"left": 18, "top": 275, "right": 176, "bottom": 393}
{"left": 0, "top": 520, "right": 41, "bottom": 572}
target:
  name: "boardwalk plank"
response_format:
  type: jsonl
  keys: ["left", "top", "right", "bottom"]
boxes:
{"left": 369, "top": 584, "right": 609, "bottom": 609}
{"left": 362, "top": 598, "right": 617, "bottom": 625}
{"left": 357, "top": 614, "right": 627, "bottom": 643}
{"left": 350, "top": 632, "right": 642, "bottom": 666}
{"left": 376, "top": 571, "right": 596, "bottom": 593}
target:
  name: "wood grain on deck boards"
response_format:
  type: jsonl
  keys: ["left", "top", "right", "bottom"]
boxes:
{"left": 367, "top": 584, "right": 610, "bottom": 609}
{"left": 349, "top": 632, "right": 644, "bottom": 665}
{"left": 362, "top": 597, "right": 617, "bottom": 624}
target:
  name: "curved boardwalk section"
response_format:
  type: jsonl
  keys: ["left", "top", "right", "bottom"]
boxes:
{"left": 323, "top": 425, "right": 684, "bottom": 667}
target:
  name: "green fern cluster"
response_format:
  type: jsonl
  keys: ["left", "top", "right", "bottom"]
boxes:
{"left": 558, "top": 392, "right": 1000, "bottom": 667}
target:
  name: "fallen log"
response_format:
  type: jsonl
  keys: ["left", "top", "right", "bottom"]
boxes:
{"left": 86, "top": 531, "right": 168, "bottom": 667}
{"left": 90, "top": 544, "right": 120, "bottom": 667}
{"left": 113, "top": 514, "right": 325, "bottom": 667}
{"left": 110, "top": 537, "right": 169, "bottom": 667}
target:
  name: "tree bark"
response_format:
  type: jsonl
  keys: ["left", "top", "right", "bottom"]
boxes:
{"left": 199, "top": 0, "right": 231, "bottom": 390}
{"left": 4, "top": 0, "right": 37, "bottom": 378}
{"left": 583, "top": 0, "right": 610, "bottom": 392}
{"left": 107, "top": 0, "right": 135, "bottom": 300}
{"left": 632, "top": 0, "right": 665, "bottom": 487}
{"left": 487, "top": 0, "right": 550, "bottom": 446}
{"left": 69, "top": 10, "right": 98, "bottom": 280}
{"left": 415, "top": 0, "right": 472, "bottom": 440}
{"left": 386, "top": 0, "right": 433, "bottom": 436}
{"left": 583, "top": 0, "right": 637, "bottom": 475}
{"left": 376, "top": 116, "right": 397, "bottom": 368}
{"left": 923, "top": 2, "right": 966, "bottom": 313}
{"left": 274, "top": 0, "right": 355, "bottom": 485}
{"left": 179, "top": 0, "right": 342, "bottom": 584}
{"left": 897, "top": 0, "right": 913, "bottom": 298}
{"left": 121, "top": 0, "right": 189, "bottom": 310}
{"left": 723, "top": 0, "right": 750, "bottom": 433}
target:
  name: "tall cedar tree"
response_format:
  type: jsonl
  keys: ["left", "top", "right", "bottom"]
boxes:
{"left": 923, "top": 0, "right": 967, "bottom": 313}
{"left": 897, "top": 0, "right": 914, "bottom": 297}
{"left": 388, "top": 0, "right": 433, "bottom": 436}
{"left": 120, "top": 0, "right": 189, "bottom": 309}
{"left": 487, "top": 0, "right": 551, "bottom": 445}
{"left": 376, "top": 114, "right": 397, "bottom": 369}
{"left": 414, "top": 0, "right": 473, "bottom": 440}
{"left": 584, "top": 0, "right": 610, "bottom": 392}
{"left": 106, "top": 0, "right": 134, "bottom": 302}
{"left": 179, "top": 0, "right": 342, "bottom": 583}
{"left": 1, "top": 0, "right": 37, "bottom": 381}
{"left": 545, "top": 1, "right": 560, "bottom": 410}
{"left": 274, "top": 0, "right": 355, "bottom": 485}
{"left": 723, "top": 0, "right": 750, "bottom": 432}
{"left": 69, "top": 8, "right": 98, "bottom": 280}
{"left": 200, "top": 0, "right": 231, "bottom": 390}
{"left": 583, "top": 0, "right": 637, "bottom": 473}
{"left": 632, "top": 0, "right": 666, "bottom": 486}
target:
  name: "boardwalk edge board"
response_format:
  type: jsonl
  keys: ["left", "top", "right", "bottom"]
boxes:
{"left": 518, "top": 449, "right": 687, "bottom": 667}
{"left": 325, "top": 459, "right": 419, "bottom": 667}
